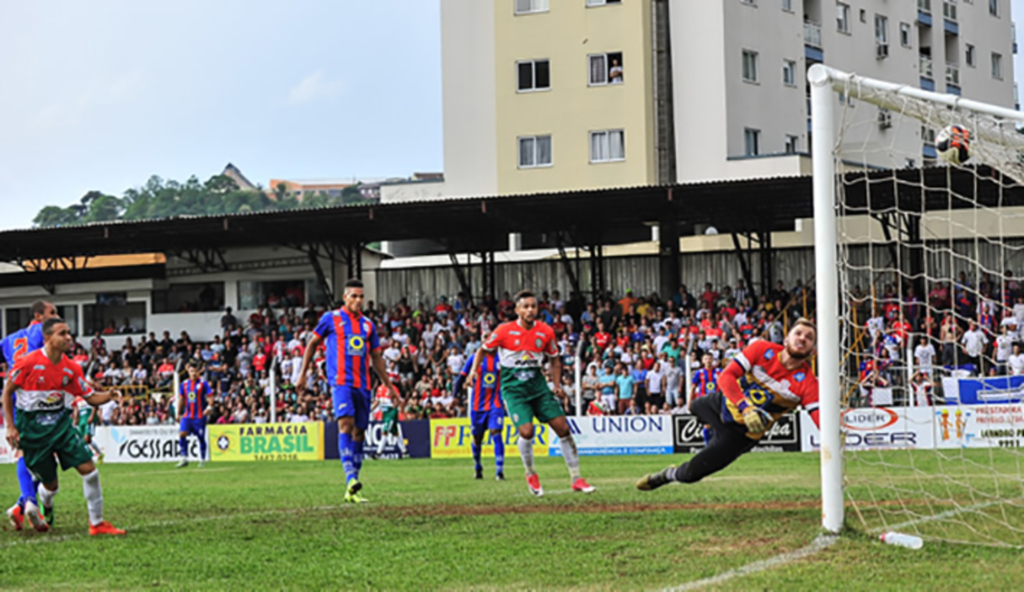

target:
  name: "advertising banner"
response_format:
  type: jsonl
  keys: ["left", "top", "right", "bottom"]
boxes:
{"left": 672, "top": 414, "right": 801, "bottom": 454}
{"left": 934, "top": 404, "right": 1024, "bottom": 449}
{"left": 209, "top": 422, "right": 323, "bottom": 462}
{"left": 323, "top": 420, "right": 431, "bottom": 460}
{"left": 941, "top": 376, "right": 1024, "bottom": 405}
{"left": 93, "top": 425, "right": 204, "bottom": 463}
{"left": 550, "top": 415, "right": 673, "bottom": 456}
{"left": 801, "top": 407, "right": 936, "bottom": 451}
{"left": 429, "top": 418, "right": 549, "bottom": 459}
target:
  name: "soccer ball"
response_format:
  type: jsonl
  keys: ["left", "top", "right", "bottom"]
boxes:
{"left": 936, "top": 124, "right": 970, "bottom": 165}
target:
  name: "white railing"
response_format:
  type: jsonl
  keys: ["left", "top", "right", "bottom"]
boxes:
{"left": 920, "top": 55, "right": 934, "bottom": 78}
{"left": 946, "top": 64, "right": 960, "bottom": 85}
{"left": 804, "top": 21, "right": 822, "bottom": 48}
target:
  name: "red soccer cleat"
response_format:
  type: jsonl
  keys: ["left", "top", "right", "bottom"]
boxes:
{"left": 89, "top": 521, "right": 126, "bottom": 536}
{"left": 526, "top": 473, "right": 544, "bottom": 497}
{"left": 6, "top": 504, "right": 23, "bottom": 531}
{"left": 572, "top": 478, "right": 596, "bottom": 493}
{"left": 24, "top": 502, "right": 49, "bottom": 533}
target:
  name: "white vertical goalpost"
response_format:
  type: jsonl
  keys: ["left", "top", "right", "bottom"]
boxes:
{"left": 809, "top": 63, "right": 1024, "bottom": 542}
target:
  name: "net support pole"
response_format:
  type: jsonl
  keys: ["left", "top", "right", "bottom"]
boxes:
{"left": 574, "top": 338, "right": 584, "bottom": 416}
{"left": 172, "top": 361, "right": 181, "bottom": 422}
{"left": 270, "top": 361, "right": 277, "bottom": 424}
{"left": 809, "top": 64, "right": 844, "bottom": 534}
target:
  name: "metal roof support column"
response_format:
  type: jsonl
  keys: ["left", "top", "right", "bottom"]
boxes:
{"left": 758, "top": 229, "right": 773, "bottom": 299}
{"left": 480, "top": 250, "right": 496, "bottom": 304}
{"left": 658, "top": 216, "right": 681, "bottom": 302}
{"left": 589, "top": 241, "right": 605, "bottom": 304}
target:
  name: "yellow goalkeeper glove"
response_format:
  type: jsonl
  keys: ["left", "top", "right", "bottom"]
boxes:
{"left": 742, "top": 405, "right": 769, "bottom": 434}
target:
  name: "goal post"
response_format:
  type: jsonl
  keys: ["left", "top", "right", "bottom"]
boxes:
{"left": 809, "top": 63, "right": 1024, "bottom": 545}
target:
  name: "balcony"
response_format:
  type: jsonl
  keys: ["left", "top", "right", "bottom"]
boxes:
{"left": 920, "top": 55, "right": 934, "bottom": 78}
{"left": 918, "top": 0, "right": 932, "bottom": 26}
{"left": 946, "top": 64, "right": 960, "bottom": 85}
{"left": 943, "top": 1, "right": 958, "bottom": 34}
{"left": 804, "top": 21, "right": 824, "bottom": 61}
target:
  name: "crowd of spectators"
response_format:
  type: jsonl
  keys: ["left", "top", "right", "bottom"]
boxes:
{"left": 22, "top": 277, "right": 817, "bottom": 428}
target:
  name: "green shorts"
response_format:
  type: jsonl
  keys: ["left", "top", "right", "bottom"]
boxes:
{"left": 500, "top": 368, "right": 566, "bottom": 429}
{"left": 75, "top": 417, "right": 93, "bottom": 439}
{"left": 16, "top": 413, "right": 93, "bottom": 484}
{"left": 381, "top": 408, "right": 399, "bottom": 434}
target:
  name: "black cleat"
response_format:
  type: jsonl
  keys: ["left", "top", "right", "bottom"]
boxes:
{"left": 474, "top": 468, "right": 484, "bottom": 480}
{"left": 495, "top": 472, "right": 505, "bottom": 481}
{"left": 636, "top": 466, "right": 676, "bottom": 491}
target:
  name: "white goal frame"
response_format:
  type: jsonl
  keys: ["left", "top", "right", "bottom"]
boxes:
{"left": 808, "top": 64, "right": 1024, "bottom": 534}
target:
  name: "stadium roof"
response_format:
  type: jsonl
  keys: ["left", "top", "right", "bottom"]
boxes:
{"left": 0, "top": 166, "right": 1020, "bottom": 265}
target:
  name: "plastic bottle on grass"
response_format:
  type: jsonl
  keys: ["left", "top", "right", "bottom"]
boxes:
{"left": 880, "top": 532, "right": 923, "bottom": 549}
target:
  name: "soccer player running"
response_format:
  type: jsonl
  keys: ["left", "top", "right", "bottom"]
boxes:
{"left": 298, "top": 279, "right": 398, "bottom": 503}
{"left": 637, "top": 319, "right": 820, "bottom": 491}
{"left": 2, "top": 300, "right": 58, "bottom": 531}
{"left": 469, "top": 290, "right": 594, "bottom": 496}
{"left": 175, "top": 361, "right": 213, "bottom": 468}
{"left": 370, "top": 385, "right": 407, "bottom": 459}
{"left": 453, "top": 344, "right": 506, "bottom": 480}
{"left": 2, "top": 317, "right": 125, "bottom": 536}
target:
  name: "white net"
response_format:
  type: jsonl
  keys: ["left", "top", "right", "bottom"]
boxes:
{"left": 830, "top": 73, "right": 1024, "bottom": 547}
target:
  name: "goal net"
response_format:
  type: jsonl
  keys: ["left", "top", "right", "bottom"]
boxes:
{"left": 810, "top": 65, "right": 1024, "bottom": 547}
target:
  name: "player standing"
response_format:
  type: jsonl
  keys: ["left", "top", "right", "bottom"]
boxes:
{"left": 175, "top": 361, "right": 212, "bottom": 468}
{"left": 370, "top": 385, "right": 407, "bottom": 459}
{"left": 2, "top": 317, "right": 125, "bottom": 535}
{"left": 469, "top": 290, "right": 594, "bottom": 496}
{"left": 2, "top": 300, "right": 57, "bottom": 531}
{"left": 298, "top": 279, "right": 398, "bottom": 503}
{"left": 453, "top": 346, "right": 505, "bottom": 480}
{"left": 637, "top": 319, "right": 820, "bottom": 491}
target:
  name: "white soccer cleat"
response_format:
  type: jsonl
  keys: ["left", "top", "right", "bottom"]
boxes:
{"left": 24, "top": 501, "right": 49, "bottom": 533}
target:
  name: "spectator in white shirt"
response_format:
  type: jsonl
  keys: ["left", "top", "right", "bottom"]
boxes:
{"left": 961, "top": 322, "right": 988, "bottom": 374}
{"left": 995, "top": 325, "right": 1015, "bottom": 374}
{"left": 1008, "top": 343, "right": 1024, "bottom": 376}
{"left": 913, "top": 337, "right": 936, "bottom": 376}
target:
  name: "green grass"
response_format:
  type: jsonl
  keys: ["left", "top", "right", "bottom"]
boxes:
{"left": 0, "top": 453, "right": 1021, "bottom": 590}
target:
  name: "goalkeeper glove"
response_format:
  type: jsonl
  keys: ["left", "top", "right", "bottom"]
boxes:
{"left": 741, "top": 404, "right": 769, "bottom": 434}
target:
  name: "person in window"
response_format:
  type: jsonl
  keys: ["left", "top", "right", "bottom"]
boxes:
{"left": 119, "top": 318, "right": 136, "bottom": 334}
{"left": 609, "top": 58, "right": 623, "bottom": 84}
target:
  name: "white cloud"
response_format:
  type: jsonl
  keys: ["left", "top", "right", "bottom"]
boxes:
{"left": 287, "top": 70, "right": 344, "bottom": 105}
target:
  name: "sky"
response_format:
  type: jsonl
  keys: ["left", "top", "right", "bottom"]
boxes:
{"left": 0, "top": 0, "right": 442, "bottom": 230}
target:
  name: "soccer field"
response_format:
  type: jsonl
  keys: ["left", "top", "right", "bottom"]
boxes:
{"left": 0, "top": 454, "right": 1020, "bottom": 590}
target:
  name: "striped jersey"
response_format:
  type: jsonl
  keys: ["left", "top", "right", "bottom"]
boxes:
{"left": 691, "top": 367, "right": 722, "bottom": 397}
{"left": 460, "top": 352, "right": 503, "bottom": 412}
{"left": 314, "top": 308, "right": 381, "bottom": 390}
{"left": 1, "top": 321, "right": 44, "bottom": 366}
{"left": 179, "top": 378, "right": 212, "bottom": 420}
{"left": 9, "top": 349, "right": 93, "bottom": 435}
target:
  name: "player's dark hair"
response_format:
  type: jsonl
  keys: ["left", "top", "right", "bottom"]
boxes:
{"left": 42, "top": 317, "right": 66, "bottom": 336}
{"left": 344, "top": 278, "right": 364, "bottom": 290}
{"left": 30, "top": 300, "right": 48, "bottom": 317}
{"left": 514, "top": 290, "right": 535, "bottom": 304}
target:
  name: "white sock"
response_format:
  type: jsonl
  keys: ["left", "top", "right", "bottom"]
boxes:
{"left": 559, "top": 436, "right": 582, "bottom": 481}
{"left": 376, "top": 436, "right": 386, "bottom": 455}
{"left": 518, "top": 437, "right": 536, "bottom": 476}
{"left": 82, "top": 469, "right": 103, "bottom": 526}
{"left": 397, "top": 435, "right": 407, "bottom": 455}
{"left": 37, "top": 483, "right": 57, "bottom": 510}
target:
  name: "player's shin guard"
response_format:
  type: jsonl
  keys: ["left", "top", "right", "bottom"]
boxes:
{"left": 338, "top": 432, "right": 356, "bottom": 483}
{"left": 16, "top": 458, "right": 37, "bottom": 507}
{"left": 493, "top": 435, "right": 505, "bottom": 475}
{"left": 81, "top": 470, "right": 103, "bottom": 527}
{"left": 558, "top": 436, "right": 582, "bottom": 481}
{"left": 37, "top": 483, "right": 57, "bottom": 511}
{"left": 178, "top": 436, "right": 188, "bottom": 458}
{"left": 517, "top": 437, "right": 536, "bottom": 476}
{"left": 471, "top": 441, "right": 483, "bottom": 472}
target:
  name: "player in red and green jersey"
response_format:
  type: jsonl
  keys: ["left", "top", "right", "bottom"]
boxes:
{"left": 2, "top": 299, "right": 57, "bottom": 531}
{"left": 637, "top": 319, "right": 820, "bottom": 491}
{"left": 2, "top": 317, "right": 126, "bottom": 536}
{"left": 469, "top": 290, "right": 595, "bottom": 497}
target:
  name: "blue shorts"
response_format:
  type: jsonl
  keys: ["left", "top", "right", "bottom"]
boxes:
{"left": 180, "top": 417, "right": 207, "bottom": 437}
{"left": 333, "top": 385, "right": 372, "bottom": 430}
{"left": 470, "top": 408, "right": 505, "bottom": 434}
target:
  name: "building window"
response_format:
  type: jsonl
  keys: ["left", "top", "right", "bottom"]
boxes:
{"left": 785, "top": 135, "right": 799, "bottom": 154}
{"left": 514, "top": 0, "right": 549, "bottom": 15}
{"left": 742, "top": 50, "right": 759, "bottom": 82}
{"left": 586, "top": 0, "right": 621, "bottom": 6}
{"left": 517, "top": 59, "right": 550, "bottom": 92}
{"left": 837, "top": 3, "right": 851, "bottom": 33}
{"left": 518, "top": 135, "right": 552, "bottom": 168}
{"left": 588, "top": 52, "right": 624, "bottom": 85}
{"left": 782, "top": 0, "right": 793, "bottom": 11}
{"left": 744, "top": 128, "right": 761, "bottom": 156}
{"left": 875, "top": 15, "right": 888, "bottom": 44}
{"left": 590, "top": 130, "right": 625, "bottom": 163}
{"left": 900, "top": 22, "right": 912, "bottom": 47}
{"left": 5, "top": 306, "right": 79, "bottom": 339}
{"left": 152, "top": 283, "right": 226, "bottom": 313}
{"left": 966, "top": 44, "right": 975, "bottom": 66}
{"left": 783, "top": 60, "right": 796, "bottom": 86}
{"left": 741, "top": 0, "right": 756, "bottom": 5}
{"left": 238, "top": 280, "right": 318, "bottom": 310}
{"left": 992, "top": 52, "right": 1003, "bottom": 79}
{"left": 989, "top": 0, "right": 998, "bottom": 17}
{"left": 83, "top": 300, "right": 146, "bottom": 336}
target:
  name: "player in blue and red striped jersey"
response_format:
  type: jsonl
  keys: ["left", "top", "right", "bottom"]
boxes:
{"left": 298, "top": 278, "right": 398, "bottom": 504}
{"left": 688, "top": 353, "right": 723, "bottom": 445}
{"left": 453, "top": 345, "right": 505, "bottom": 480}
{"left": 175, "top": 361, "right": 212, "bottom": 468}
{"left": 2, "top": 300, "right": 58, "bottom": 532}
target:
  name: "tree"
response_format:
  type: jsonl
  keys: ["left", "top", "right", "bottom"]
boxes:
{"left": 33, "top": 206, "right": 79, "bottom": 228}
